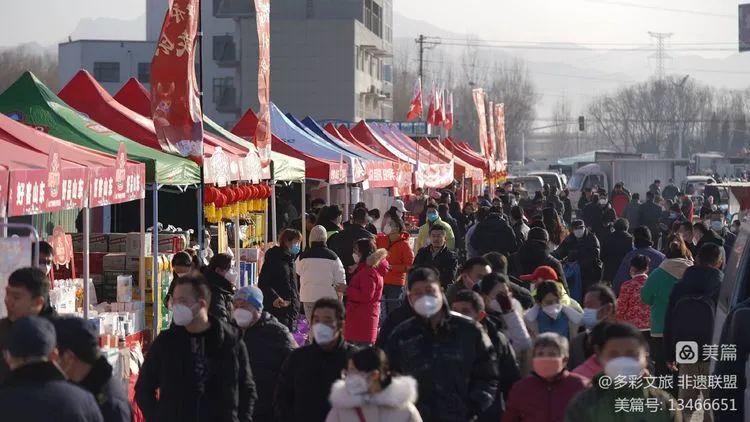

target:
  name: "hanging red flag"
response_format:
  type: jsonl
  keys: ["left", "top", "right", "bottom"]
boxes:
{"left": 254, "top": 0, "right": 272, "bottom": 168}
{"left": 434, "top": 88, "right": 444, "bottom": 126}
{"left": 150, "top": 0, "right": 203, "bottom": 163}
{"left": 488, "top": 100, "right": 496, "bottom": 160}
{"left": 426, "top": 86, "right": 436, "bottom": 125}
{"left": 445, "top": 92, "right": 454, "bottom": 131}
{"left": 472, "top": 88, "right": 489, "bottom": 159}
{"left": 406, "top": 77, "right": 423, "bottom": 121}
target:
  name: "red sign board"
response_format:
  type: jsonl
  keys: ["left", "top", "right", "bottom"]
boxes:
{"left": 254, "top": 0, "right": 272, "bottom": 169}
{"left": 89, "top": 143, "right": 146, "bottom": 208}
{"left": 48, "top": 226, "right": 73, "bottom": 268}
{"left": 150, "top": 0, "right": 203, "bottom": 163}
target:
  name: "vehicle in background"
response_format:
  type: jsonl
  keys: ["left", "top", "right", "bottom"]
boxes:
{"left": 507, "top": 175, "right": 545, "bottom": 195}
{"left": 529, "top": 171, "right": 566, "bottom": 191}
{"left": 682, "top": 175, "right": 716, "bottom": 196}
{"left": 567, "top": 159, "right": 689, "bottom": 211}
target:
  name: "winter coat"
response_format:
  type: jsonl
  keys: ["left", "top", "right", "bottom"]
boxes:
{"left": 134, "top": 315, "right": 257, "bottom": 422}
{"left": 465, "top": 223, "right": 480, "bottom": 258}
{"left": 478, "top": 318, "right": 521, "bottom": 422}
{"left": 0, "top": 361, "right": 104, "bottom": 422}
{"left": 718, "top": 227, "right": 737, "bottom": 260}
{"left": 613, "top": 246, "right": 665, "bottom": 295}
{"left": 640, "top": 258, "right": 692, "bottom": 336}
{"left": 385, "top": 309, "right": 499, "bottom": 421}
{"left": 600, "top": 229, "right": 633, "bottom": 282}
{"left": 713, "top": 297, "right": 750, "bottom": 422}
{"left": 275, "top": 338, "right": 357, "bottom": 422}
{"left": 565, "top": 374, "right": 680, "bottom": 422}
{"left": 296, "top": 242, "right": 346, "bottom": 303}
{"left": 78, "top": 356, "right": 132, "bottom": 422}
{"left": 581, "top": 202, "right": 603, "bottom": 230}
{"left": 0, "top": 305, "right": 57, "bottom": 383}
{"left": 375, "top": 300, "right": 415, "bottom": 348}
{"left": 662, "top": 184, "right": 679, "bottom": 201}
{"left": 502, "top": 371, "right": 589, "bottom": 422}
{"left": 509, "top": 241, "right": 569, "bottom": 292}
{"left": 572, "top": 355, "right": 602, "bottom": 380}
{"left": 329, "top": 224, "right": 375, "bottom": 270}
{"left": 616, "top": 274, "right": 651, "bottom": 330}
{"left": 414, "top": 218, "right": 455, "bottom": 251}
{"left": 413, "top": 245, "right": 459, "bottom": 288}
{"left": 470, "top": 213, "right": 519, "bottom": 257}
{"left": 561, "top": 197, "right": 573, "bottom": 224}
{"left": 344, "top": 249, "right": 388, "bottom": 344}
{"left": 205, "top": 270, "right": 235, "bottom": 323}
{"left": 554, "top": 230, "right": 601, "bottom": 292}
{"left": 325, "top": 376, "right": 422, "bottom": 422}
{"left": 376, "top": 232, "right": 414, "bottom": 287}
{"left": 664, "top": 265, "right": 723, "bottom": 362}
{"left": 242, "top": 312, "right": 297, "bottom": 422}
{"left": 487, "top": 301, "right": 533, "bottom": 355}
{"left": 258, "top": 245, "right": 300, "bottom": 331}
{"left": 512, "top": 221, "right": 530, "bottom": 244}
{"left": 610, "top": 191, "right": 631, "bottom": 217}
{"left": 638, "top": 200, "right": 663, "bottom": 237}
{"left": 624, "top": 200, "right": 641, "bottom": 231}
{"left": 524, "top": 304, "right": 582, "bottom": 342}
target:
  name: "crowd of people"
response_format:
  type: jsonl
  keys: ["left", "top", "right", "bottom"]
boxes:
{"left": 0, "top": 177, "right": 742, "bottom": 421}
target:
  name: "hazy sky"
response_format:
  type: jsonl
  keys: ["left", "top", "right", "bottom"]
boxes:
{"left": 0, "top": 0, "right": 741, "bottom": 58}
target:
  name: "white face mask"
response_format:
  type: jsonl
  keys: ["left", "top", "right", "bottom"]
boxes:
{"left": 581, "top": 308, "right": 600, "bottom": 329}
{"left": 542, "top": 304, "right": 562, "bottom": 320}
{"left": 604, "top": 356, "right": 642, "bottom": 378}
{"left": 233, "top": 308, "right": 255, "bottom": 328}
{"left": 172, "top": 304, "right": 196, "bottom": 326}
{"left": 574, "top": 229, "right": 585, "bottom": 239}
{"left": 225, "top": 268, "right": 239, "bottom": 285}
{"left": 413, "top": 295, "right": 442, "bottom": 318}
{"left": 312, "top": 323, "right": 337, "bottom": 345}
{"left": 710, "top": 220, "right": 723, "bottom": 231}
{"left": 344, "top": 373, "right": 369, "bottom": 395}
{"left": 599, "top": 199, "right": 607, "bottom": 205}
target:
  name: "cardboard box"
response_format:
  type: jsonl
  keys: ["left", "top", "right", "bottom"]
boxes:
{"left": 103, "top": 253, "right": 127, "bottom": 272}
{"left": 126, "top": 233, "right": 151, "bottom": 257}
{"left": 74, "top": 252, "right": 107, "bottom": 275}
{"left": 108, "top": 234, "right": 128, "bottom": 253}
{"left": 158, "top": 234, "right": 187, "bottom": 253}
{"left": 72, "top": 233, "right": 109, "bottom": 253}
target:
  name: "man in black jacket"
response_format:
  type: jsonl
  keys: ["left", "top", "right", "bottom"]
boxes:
{"left": 451, "top": 290, "right": 521, "bottom": 422}
{"left": 0, "top": 316, "right": 104, "bottom": 422}
{"left": 375, "top": 267, "right": 430, "bottom": 348}
{"left": 135, "top": 275, "right": 256, "bottom": 422}
{"left": 509, "top": 227, "right": 569, "bottom": 293}
{"left": 445, "top": 256, "right": 492, "bottom": 305}
{"left": 0, "top": 267, "right": 57, "bottom": 383}
{"left": 54, "top": 316, "right": 132, "bottom": 422}
{"left": 600, "top": 218, "right": 634, "bottom": 284}
{"left": 328, "top": 207, "right": 374, "bottom": 280}
{"left": 554, "top": 220, "right": 602, "bottom": 295}
{"left": 385, "top": 266, "right": 499, "bottom": 421}
{"left": 470, "top": 207, "right": 519, "bottom": 257}
{"left": 413, "top": 224, "right": 459, "bottom": 288}
{"left": 582, "top": 193, "right": 604, "bottom": 230}
{"left": 233, "top": 286, "right": 296, "bottom": 422}
{"left": 639, "top": 191, "right": 664, "bottom": 247}
{"left": 275, "top": 298, "right": 356, "bottom": 422}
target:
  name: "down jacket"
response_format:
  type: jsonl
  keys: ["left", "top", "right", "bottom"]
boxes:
{"left": 258, "top": 245, "right": 300, "bottom": 331}
{"left": 344, "top": 249, "right": 389, "bottom": 344}
{"left": 325, "top": 376, "right": 422, "bottom": 422}
{"left": 503, "top": 371, "right": 589, "bottom": 422}
{"left": 376, "top": 232, "right": 414, "bottom": 287}
{"left": 296, "top": 242, "right": 346, "bottom": 303}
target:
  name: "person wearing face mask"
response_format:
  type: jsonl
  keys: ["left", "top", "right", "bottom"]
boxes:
{"left": 258, "top": 229, "right": 304, "bottom": 332}
{"left": 565, "top": 322, "right": 680, "bottom": 422}
{"left": 445, "top": 257, "right": 492, "bottom": 304}
{"left": 413, "top": 224, "right": 459, "bottom": 289}
{"left": 612, "top": 226, "right": 665, "bottom": 295}
{"left": 524, "top": 281, "right": 583, "bottom": 341}
{"left": 275, "top": 298, "right": 356, "bottom": 422}
{"left": 34, "top": 241, "right": 55, "bottom": 279}
{"left": 329, "top": 208, "right": 376, "bottom": 282}
{"left": 609, "top": 183, "right": 631, "bottom": 217}
{"left": 554, "top": 220, "right": 601, "bottom": 295}
{"left": 692, "top": 221, "right": 725, "bottom": 266}
{"left": 340, "top": 239, "right": 388, "bottom": 346}
{"left": 376, "top": 216, "right": 414, "bottom": 318}
{"left": 569, "top": 284, "right": 617, "bottom": 377}
{"left": 203, "top": 253, "right": 238, "bottom": 324}
{"left": 413, "top": 203, "right": 455, "bottom": 252}
{"left": 503, "top": 333, "right": 589, "bottom": 422}
{"left": 384, "top": 266, "right": 499, "bottom": 421}
{"left": 296, "top": 225, "right": 346, "bottom": 324}
{"left": 380, "top": 200, "right": 407, "bottom": 233}
{"left": 53, "top": 317, "right": 131, "bottom": 422}
{"left": 709, "top": 209, "right": 736, "bottom": 260}
{"left": 451, "top": 290, "right": 521, "bottom": 421}
{"left": 0, "top": 267, "right": 57, "bottom": 383}
{"left": 326, "top": 346, "right": 422, "bottom": 422}
{"left": 135, "top": 275, "right": 257, "bottom": 422}
{"left": 164, "top": 251, "right": 198, "bottom": 308}
{"left": 615, "top": 255, "right": 652, "bottom": 333}
{"left": 375, "top": 268, "right": 430, "bottom": 348}
{"left": 232, "top": 286, "right": 296, "bottom": 422}
{"left": 582, "top": 193, "right": 604, "bottom": 231}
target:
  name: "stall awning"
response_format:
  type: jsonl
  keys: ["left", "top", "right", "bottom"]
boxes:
{"left": 0, "top": 72, "right": 199, "bottom": 185}
{"left": 418, "top": 138, "right": 483, "bottom": 185}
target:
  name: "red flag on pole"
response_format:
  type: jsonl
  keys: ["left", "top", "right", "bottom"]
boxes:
{"left": 150, "top": 0, "right": 203, "bottom": 163}
{"left": 406, "top": 77, "right": 423, "bottom": 121}
{"left": 434, "top": 88, "right": 444, "bottom": 126}
{"left": 488, "top": 100, "right": 496, "bottom": 160}
{"left": 254, "top": 0, "right": 272, "bottom": 168}
{"left": 426, "top": 86, "right": 436, "bottom": 125}
{"left": 472, "top": 88, "right": 489, "bottom": 159}
{"left": 445, "top": 92, "right": 454, "bottom": 131}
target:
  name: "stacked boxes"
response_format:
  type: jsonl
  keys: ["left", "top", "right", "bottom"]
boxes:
{"left": 143, "top": 255, "right": 173, "bottom": 334}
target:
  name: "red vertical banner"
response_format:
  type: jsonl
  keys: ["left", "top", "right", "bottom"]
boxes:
{"left": 494, "top": 103, "right": 507, "bottom": 173}
{"left": 150, "top": 0, "right": 203, "bottom": 163}
{"left": 444, "top": 92, "right": 454, "bottom": 131}
{"left": 254, "top": 0, "right": 272, "bottom": 169}
{"left": 472, "top": 88, "right": 489, "bottom": 159}
{"left": 406, "top": 77, "right": 423, "bottom": 121}
{"left": 487, "top": 100, "right": 496, "bottom": 161}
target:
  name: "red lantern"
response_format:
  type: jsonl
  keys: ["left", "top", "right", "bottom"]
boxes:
{"left": 244, "top": 185, "right": 253, "bottom": 200}
{"left": 204, "top": 187, "right": 214, "bottom": 203}
{"left": 233, "top": 186, "right": 243, "bottom": 202}
{"left": 264, "top": 184, "right": 272, "bottom": 198}
{"left": 214, "top": 192, "right": 227, "bottom": 208}
{"left": 225, "top": 187, "right": 235, "bottom": 204}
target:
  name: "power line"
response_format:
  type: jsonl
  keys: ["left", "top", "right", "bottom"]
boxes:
{"left": 584, "top": 0, "right": 735, "bottom": 19}
{"left": 649, "top": 31, "right": 673, "bottom": 80}
{"left": 421, "top": 39, "right": 734, "bottom": 52}
{"left": 426, "top": 36, "right": 737, "bottom": 47}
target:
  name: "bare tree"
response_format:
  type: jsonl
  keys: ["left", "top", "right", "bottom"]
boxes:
{"left": 0, "top": 46, "right": 57, "bottom": 93}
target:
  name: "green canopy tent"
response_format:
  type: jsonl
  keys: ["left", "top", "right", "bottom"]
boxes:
{"left": 0, "top": 72, "right": 200, "bottom": 186}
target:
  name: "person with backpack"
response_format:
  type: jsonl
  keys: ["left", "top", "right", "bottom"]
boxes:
{"left": 612, "top": 226, "right": 665, "bottom": 296}
{"left": 664, "top": 243, "right": 723, "bottom": 422}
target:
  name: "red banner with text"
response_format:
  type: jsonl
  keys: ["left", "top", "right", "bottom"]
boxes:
{"left": 494, "top": 103, "right": 507, "bottom": 173}
{"left": 254, "top": 0, "right": 272, "bottom": 169}
{"left": 472, "top": 88, "right": 489, "bottom": 161}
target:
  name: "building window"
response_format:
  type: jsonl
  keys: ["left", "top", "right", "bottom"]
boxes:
{"left": 93, "top": 62, "right": 120, "bottom": 83}
{"left": 213, "top": 35, "right": 236, "bottom": 62}
{"left": 213, "top": 0, "right": 252, "bottom": 17}
{"left": 364, "top": 0, "right": 372, "bottom": 30}
{"left": 383, "top": 64, "right": 392, "bottom": 82}
{"left": 137, "top": 63, "right": 150, "bottom": 83}
{"left": 213, "top": 77, "right": 237, "bottom": 111}
{"left": 363, "top": 0, "right": 382, "bottom": 38}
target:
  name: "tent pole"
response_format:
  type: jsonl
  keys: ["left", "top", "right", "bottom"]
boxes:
{"left": 234, "top": 213, "right": 240, "bottom": 283}
{"left": 344, "top": 183, "right": 349, "bottom": 223}
{"left": 301, "top": 180, "right": 306, "bottom": 250}
{"left": 197, "top": 181, "right": 204, "bottom": 261}
{"left": 271, "top": 180, "right": 278, "bottom": 244}
{"left": 139, "top": 197, "right": 146, "bottom": 306}
{"left": 82, "top": 207, "right": 90, "bottom": 319}
{"left": 152, "top": 184, "right": 159, "bottom": 337}
{"left": 326, "top": 183, "right": 331, "bottom": 205}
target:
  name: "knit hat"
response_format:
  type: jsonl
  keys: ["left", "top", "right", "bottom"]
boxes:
{"left": 633, "top": 226, "right": 653, "bottom": 247}
{"left": 53, "top": 317, "right": 100, "bottom": 364}
{"left": 309, "top": 225, "right": 328, "bottom": 243}
{"left": 8, "top": 316, "right": 56, "bottom": 359}
{"left": 527, "top": 227, "right": 549, "bottom": 243}
{"left": 235, "top": 285, "right": 264, "bottom": 311}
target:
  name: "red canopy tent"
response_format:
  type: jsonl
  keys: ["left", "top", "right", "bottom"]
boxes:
{"left": 113, "top": 78, "right": 151, "bottom": 117}
{"left": 58, "top": 71, "right": 247, "bottom": 184}
{"left": 443, "top": 138, "right": 489, "bottom": 173}
{"left": 417, "top": 138, "right": 483, "bottom": 186}
{"left": 233, "top": 110, "right": 346, "bottom": 184}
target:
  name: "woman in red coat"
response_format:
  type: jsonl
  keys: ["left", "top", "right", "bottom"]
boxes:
{"left": 340, "top": 238, "right": 388, "bottom": 346}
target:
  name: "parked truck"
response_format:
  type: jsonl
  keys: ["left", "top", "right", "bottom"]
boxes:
{"left": 567, "top": 158, "right": 690, "bottom": 211}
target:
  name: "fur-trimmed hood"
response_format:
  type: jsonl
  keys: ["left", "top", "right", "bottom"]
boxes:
{"left": 366, "top": 248, "right": 389, "bottom": 267}
{"left": 659, "top": 258, "right": 693, "bottom": 279}
{"left": 329, "top": 375, "right": 418, "bottom": 409}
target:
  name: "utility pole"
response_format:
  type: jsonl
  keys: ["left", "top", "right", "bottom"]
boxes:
{"left": 648, "top": 31, "right": 672, "bottom": 81}
{"left": 417, "top": 34, "right": 425, "bottom": 84}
